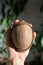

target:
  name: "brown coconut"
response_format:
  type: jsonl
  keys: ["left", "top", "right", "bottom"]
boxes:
{"left": 12, "top": 21, "right": 33, "bottom": 52}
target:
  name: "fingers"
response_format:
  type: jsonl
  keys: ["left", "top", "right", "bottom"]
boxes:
{"left": 33, "top": 32, "right": 36, "bottom": 40}
{"left": 29, "top": 24, "right": 32, "bottom": 27}
{"left": 14, "top": 19, "right": 19, "bottom": 26}
{"left": 14, "top": 19, "right": 32, "bottom": 27}
{"left": 21, "top": 20, "right": 33, "bottom": 27}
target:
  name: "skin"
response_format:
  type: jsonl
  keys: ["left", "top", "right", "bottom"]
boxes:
{"left": 6, "top": 20, "right": 36, "bottom": 65}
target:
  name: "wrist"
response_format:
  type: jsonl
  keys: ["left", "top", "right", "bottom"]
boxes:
{"left": 13, "top": 58, "right": 24, "bottom": 65}
{"left": 7, "top": 57, "right": 24, "bottom": 65}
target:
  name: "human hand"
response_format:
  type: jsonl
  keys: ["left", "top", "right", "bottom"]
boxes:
{"left": 6, "top": 20, "right": 36, "bottom": 65}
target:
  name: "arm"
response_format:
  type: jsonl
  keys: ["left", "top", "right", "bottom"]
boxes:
{"left": 6, "top": 20, "right": 36, "bottom": 65}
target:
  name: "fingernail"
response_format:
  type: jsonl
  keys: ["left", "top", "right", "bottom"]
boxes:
{"left": 15, "top": 19, "right": 19, "bottom": 23}
{"left": 14, "top": 19, "right": 19, "bottom": 25}
{"left": 15, "top": 19, "right": 19, "bottom": 22}
{"left": 29, "top": 24, "right": 32, "bottom": 27}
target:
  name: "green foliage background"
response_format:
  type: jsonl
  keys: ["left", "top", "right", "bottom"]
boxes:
{"left": 0, "top": 0, "right": 28, "bottom": 57}
{"left": 0, "top": 0, "right": 43, "bottom": 61}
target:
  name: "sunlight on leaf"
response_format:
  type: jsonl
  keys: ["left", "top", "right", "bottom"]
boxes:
{"left": 2, "top": 18, "right": 7, "bottom": 31}
{"left": 41, "top": 37, "right": 43, "bottom": 47}
{"left": 2, "top": 18, "right": 7, "bottom": 25}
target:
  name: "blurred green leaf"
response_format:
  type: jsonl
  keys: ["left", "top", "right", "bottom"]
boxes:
{"left": 10, "top": 0, "right": 14, "bottom": 6}
{"left": 2, "top": 18, "right": 8, "bottom": 31}
{"left": 41, "top": 37, "right": 43, "bottom": 47}
{"left": 2, "top": 18, "right": 7, "bottom": 25}
{"left": 0, "top": 47, "right": 3, "bottom": 53}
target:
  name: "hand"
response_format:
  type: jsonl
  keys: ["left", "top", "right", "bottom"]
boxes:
{"left": 6, "top": 20, "right": 36, "bottom": 65}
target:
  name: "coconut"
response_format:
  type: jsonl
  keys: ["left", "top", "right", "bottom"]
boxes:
{"left": 12, "top": 21, "right": 33, "bottom": 52}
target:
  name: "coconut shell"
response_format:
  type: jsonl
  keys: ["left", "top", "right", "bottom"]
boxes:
{"left": 12, "top": 21, "right": 33, "bottom": 52}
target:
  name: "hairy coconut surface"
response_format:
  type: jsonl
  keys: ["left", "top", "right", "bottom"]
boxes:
{"left": 12, "top": 22, "right": 33, "bottom": 52}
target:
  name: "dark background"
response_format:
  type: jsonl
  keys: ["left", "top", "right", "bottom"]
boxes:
{"left": 0, "top": 0, "right": 43, "bottom": 65}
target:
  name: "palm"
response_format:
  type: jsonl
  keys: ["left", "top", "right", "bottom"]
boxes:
{"left": 8, "top": 43, "right": 29, "bottom": 62}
